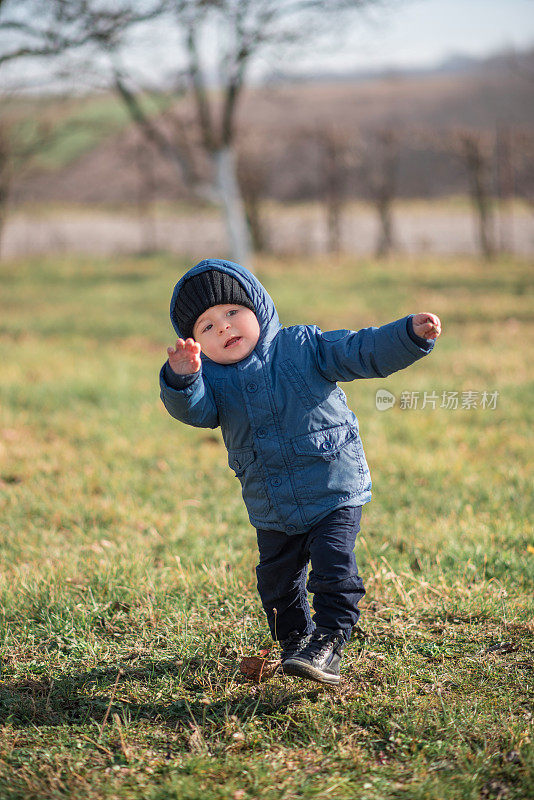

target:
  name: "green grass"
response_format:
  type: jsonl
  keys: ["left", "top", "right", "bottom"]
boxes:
{"left": 4, "top": 91, "right": 174, "bottom": 172}
{"left": 0, "top": 252, "right": 532, "bottom": 799}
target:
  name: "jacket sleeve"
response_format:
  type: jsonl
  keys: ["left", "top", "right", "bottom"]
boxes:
{"left": 312, "top": 315, "right": 435, "bottom": 382}
{"left": 159, "top": 362, "right": 219, "bottom": 429}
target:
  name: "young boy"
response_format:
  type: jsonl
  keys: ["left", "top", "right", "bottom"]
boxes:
{"left": 160, "top": 258, "right": 441, "bottom": 685}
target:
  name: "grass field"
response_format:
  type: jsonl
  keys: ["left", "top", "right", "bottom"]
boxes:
{"left": 6, "top": 91, "right": 174, "bottom": 173}
{"left": 0, "top": 252, "right": 532, "bottom": 799}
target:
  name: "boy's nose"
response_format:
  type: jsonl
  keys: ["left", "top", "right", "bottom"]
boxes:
{"left": 218, "top": 321, "right": 230, "bottom": 334}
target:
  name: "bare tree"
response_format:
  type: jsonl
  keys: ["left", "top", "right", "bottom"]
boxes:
{"left": 0, "top": 114, "right": 56, "bottom": 256}
{"left": 0, "top": 0, "right": 164, "bottom": 68}
{"left": 495, "top": 125, "right": 515, "bottom": 253}
{"left": 107, "top": 0, "right": 383, "bottom": 264}
{"left": 1, "top": 0, "right": 384, "bottom": 264}
{"left": 513, "top": 128, "right": 534, "bottom": 209}
{"left": 237, "top": 137, "right": 270, "bottom": 253}
{"left": 454, "top": 129, "right": 496, "bottom": 260}
{"left": 358, "top": 127, "right": 400, "bottom": 257}
{"left": 317, "top": 125, "right": 351, "bottom": 254}
{"left": 121, "top": 131, "right": 159, "bottom": 254}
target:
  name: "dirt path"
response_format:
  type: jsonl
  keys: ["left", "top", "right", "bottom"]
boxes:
{"left": 3, "top": 204, "right": 532, "bottom": 259}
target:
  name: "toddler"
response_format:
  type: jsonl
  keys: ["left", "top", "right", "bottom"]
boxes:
{"left": 160, "top": 259, "right": 441, "bottom": 685}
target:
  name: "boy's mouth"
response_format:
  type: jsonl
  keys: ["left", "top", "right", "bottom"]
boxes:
{"left": 224, "top": 335, "right": 242, "bottom": 348}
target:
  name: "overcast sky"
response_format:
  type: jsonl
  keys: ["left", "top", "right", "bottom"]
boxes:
{"left": 133, "top": 0, "right": 534, "bottom": 86}
{"left": 292, "top": 0, "right": 534, "bottom": 73}
{"left": 149, "top": 0, "right": 534, "bottom": 84}
{"left": 1, "top": 0, "right": 533, "bottom": 91}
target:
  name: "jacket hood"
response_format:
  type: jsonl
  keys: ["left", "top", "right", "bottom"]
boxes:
{"left": 169, "top": 258, "right": 281, "bottom": 356}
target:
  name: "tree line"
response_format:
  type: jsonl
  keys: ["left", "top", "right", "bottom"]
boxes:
{"left": 1, "top": 0, "right": 532, "bottom": 261}
{"left": 0, "top": 0, "right": 381, "bottom": 264}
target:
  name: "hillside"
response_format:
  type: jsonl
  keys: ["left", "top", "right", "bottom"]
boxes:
{"left": 10, "top": 48, "right": 534, "bottom": 206}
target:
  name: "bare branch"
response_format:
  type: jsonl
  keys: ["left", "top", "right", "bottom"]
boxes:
{"left": 111, "top": 63, "right": 201, "bottom": 191}
{"left": 0, "top": 0, "right": 167, "bottom": 66}
{"left": 185, "top": 19, "right": 216, "bottom": 152}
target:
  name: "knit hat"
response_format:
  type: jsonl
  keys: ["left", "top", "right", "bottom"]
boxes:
{"left": 172, "top": 270, "right": 256, "bottom": 340}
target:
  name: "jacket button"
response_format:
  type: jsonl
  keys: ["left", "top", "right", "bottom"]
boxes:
{"left": 271, "top": 476, "right": 281, "bottom": 487}
{"left": 257, "top": 427, "right": 267, "bottom": 438}
{"left": 321, "top": 441, "right": 330, "bottom": 450}
{"left": 286, "top": 524, "right": 296, "bottom": 532}
{"left": 247, "top": 382, "right": 258, "bottom": 392}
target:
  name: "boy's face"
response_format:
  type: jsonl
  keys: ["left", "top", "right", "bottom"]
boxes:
{"left": 193, "top": 304, "right": 260, "bottom": 365}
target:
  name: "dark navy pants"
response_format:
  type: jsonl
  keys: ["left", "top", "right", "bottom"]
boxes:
{"left": 256, "top": 506, "right": 366, "bottom": 642}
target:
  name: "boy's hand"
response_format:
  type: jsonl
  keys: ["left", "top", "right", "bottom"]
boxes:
{"left": 412, "top": 312, "right": 441, "bottom": 340}
{"left": 167, "top": 338, "right": 202, "bottom": 375}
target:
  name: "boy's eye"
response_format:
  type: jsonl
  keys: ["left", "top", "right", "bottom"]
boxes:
{"left": 202, "top": 323, "right": 212, "bottom": 333}
{"left": 227, "top": 309, "right": 238, "bottom": 317}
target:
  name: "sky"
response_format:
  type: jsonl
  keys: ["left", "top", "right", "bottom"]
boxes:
{"left": 138, "top": 0, "right": 534, "bottom": 85}
{"left": 289, "top": 0, "right": 534, "bottom": 74}
{"left": 1, "top": 0, "right": 533, "bottom": 91}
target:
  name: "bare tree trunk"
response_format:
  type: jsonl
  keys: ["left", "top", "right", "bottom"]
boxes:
{"left": 357, "top": 127, "right": 399, "bottom": 258}
{"left": 0, "top": 198, "right": 7, "bottom": 259}
{"left": 238, "top": 143, "right": 269, "bottom": 253}
{"left": 459, "top": 132, "right": 495, "bottom": 260}
{"left": 373, "top": 130, "right": 399, "bottom": 258}
{"left": 326, "top": 197, "right": 342, "bottom": 254}
{"left": 134, "top": 138, "right": 157, "bottom": 254}
{"left": 319, "top": 129, "right": 347, "bottom": 254}
{"left": 495, "top": 125, "right": 514, "bottom": 254}
{"left": 213, "top": 146, "right": 252, "bottom": 266}
{"left": 324, "top": 131, "right": 342, "bottom": 254}
{"left": 375, "top": 197, "right": 395, "bottom": 257}
{"left": 244, "top": 195, "right": 266, "bottom": 253}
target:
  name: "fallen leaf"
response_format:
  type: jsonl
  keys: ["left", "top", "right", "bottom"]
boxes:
{"left": 239, "top": 655, "right": 280, "bottom": 683}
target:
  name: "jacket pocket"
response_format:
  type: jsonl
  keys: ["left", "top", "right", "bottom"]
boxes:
{"left": 228, "top": 447, "right": 271, "bottom": 519}
{"left": 228, "top": 448, "right": 255, "bottom": 476}
{"left": 290, "top": 423, "right": 368, "bottom": 495}
{"left": 291, "top": 423, "right": 358, "bottom": 458}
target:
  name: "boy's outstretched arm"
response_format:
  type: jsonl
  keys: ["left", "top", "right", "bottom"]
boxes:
{"left": 159, "top": 338, "right": 219, "bottom": 429}
{"left": 313, "top": 313, "right": 441, "bottom": 382}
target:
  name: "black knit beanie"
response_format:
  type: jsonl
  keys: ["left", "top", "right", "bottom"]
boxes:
{"left": 172, "top": 270, "right": 255, "bottom": 340}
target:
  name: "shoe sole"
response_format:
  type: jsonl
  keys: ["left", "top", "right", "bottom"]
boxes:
{"left": 282, "top": 660, "right": 340, "bottom": 685}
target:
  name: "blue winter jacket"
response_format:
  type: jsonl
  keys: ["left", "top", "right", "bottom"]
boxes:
{"left": 159, "top": 259, "right": 435, "bottom": 534}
